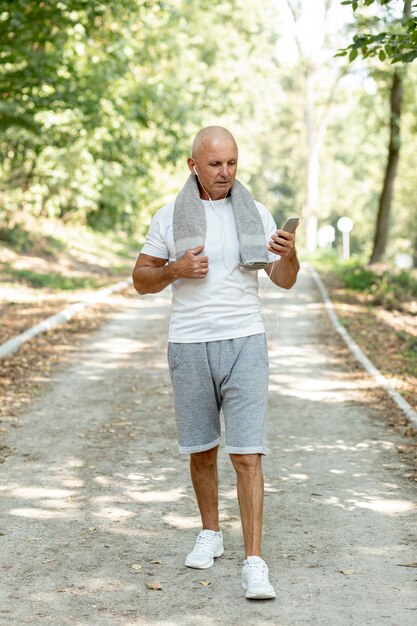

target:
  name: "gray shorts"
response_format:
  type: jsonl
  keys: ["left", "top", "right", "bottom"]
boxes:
{"left": 167, "top": 333, "right": 269, "bottom": 455}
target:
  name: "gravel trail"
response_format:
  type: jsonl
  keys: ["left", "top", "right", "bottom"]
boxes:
{"left": 1, "top": 268, "right": 416, "bottom": 626}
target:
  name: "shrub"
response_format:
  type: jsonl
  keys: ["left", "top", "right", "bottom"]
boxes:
{"left": 341, "top": 267, "right": 378, "bottom": 291}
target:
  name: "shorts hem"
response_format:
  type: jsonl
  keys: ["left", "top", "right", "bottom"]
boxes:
{"left": 178, "top": 437, "right": 221, "bottom": 454}
{"left": 225, "top": 445, "right": 269, "bottom": 456}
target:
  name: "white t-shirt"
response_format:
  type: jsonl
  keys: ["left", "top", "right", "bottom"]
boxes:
{"left": 141, "top": 197, "right": 278, "bottom": 343}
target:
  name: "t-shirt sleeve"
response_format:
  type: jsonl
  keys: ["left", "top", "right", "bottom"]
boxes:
{"left": 141, "top": 212, "right": 170, "bottom": 260}
{"left": 256, "top": 202, "right": 279, "bottom": 264}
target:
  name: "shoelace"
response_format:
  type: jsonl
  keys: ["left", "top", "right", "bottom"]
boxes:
{"left": 194, "top": 534, "right": 218, "bottom": 553}
{"left": 245, "top": 561, "right": 268, "bottom": 582}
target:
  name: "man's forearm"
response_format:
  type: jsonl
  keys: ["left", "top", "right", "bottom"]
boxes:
{"left": 133, "top": 246, "right": 209, "bottom": 295}
{"left": 133, "top": 263, "right": 178, "bottom": 295}
{"left": 268, "top": 251, "right": 300, "bottom": 289}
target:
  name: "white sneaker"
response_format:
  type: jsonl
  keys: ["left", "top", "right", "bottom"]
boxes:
{"left": 242, "top": 556, "right": 276, "bottom": 599}
{"left": 185, "top": 530, "right": 224, "bottom": 569}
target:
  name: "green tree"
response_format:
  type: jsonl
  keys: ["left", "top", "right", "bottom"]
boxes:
{"left": 338, "top": 0, "right": 417, "bottom": 63}
{"left": 0, "top": 0, "right": 279, "bottom": 234}
{"left": 339, "top": 0, "right": 414, "bottom": 263}
{"left": 250, "top": 0, "right": 348, "bottom": 251}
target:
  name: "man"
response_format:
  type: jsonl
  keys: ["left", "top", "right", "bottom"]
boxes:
{"left": 132, "top": 126, "right": 299, "bottom": 600}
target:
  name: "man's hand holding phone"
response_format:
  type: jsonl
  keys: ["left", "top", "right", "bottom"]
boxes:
{"left": 268, "top": 217, "right": 299, "bottom": 258}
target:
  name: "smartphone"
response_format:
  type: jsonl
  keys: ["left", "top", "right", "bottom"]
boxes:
{"left": 281, "top": 217, "right": 299, "bottom": 233}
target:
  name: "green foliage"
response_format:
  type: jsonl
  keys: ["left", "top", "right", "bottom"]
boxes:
{"left": 3, "top": 268, "right": 105, "bottom": 290}
{"left": 314, "top": 253, "right": 417, "bottom": 309}
{"left": 0, "top": 223, "right": 66, "bottom": 254}
{"left": 342, "top": 266, "right": 380, "bottom": 290}
{"left": 364, "top": 268, "right": 417, "bottom": 308}
{"left": 0, "top": 0, "right": 278, "bottom": 234}
{"left": 338, "top": 0, "right": 417, "bottom": 63}
{"left": 342, "top": 0, "right": 395, "bottom": 8}
{"left": 1, "top": 0, "right": 416, "bottom": 265}
{"left": 0, "top": 224, "right": 36, "bottom": 252}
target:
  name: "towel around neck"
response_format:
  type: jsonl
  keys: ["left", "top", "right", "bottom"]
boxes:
{"left": 173, "top": 174, "right": 268, "bottom": 271}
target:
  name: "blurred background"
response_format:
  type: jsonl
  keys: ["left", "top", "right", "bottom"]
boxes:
{"left": 1, "top": 0, "right": 416, "bottom": 262}
{"left": 0, "top": 0, "right": 416, "bottom": 424}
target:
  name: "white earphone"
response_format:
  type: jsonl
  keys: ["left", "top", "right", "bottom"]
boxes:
{"left": 193, "top": 166, "right": 199, "bottom": 177}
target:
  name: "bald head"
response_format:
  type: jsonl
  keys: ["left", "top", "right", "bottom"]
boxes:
{"left": 192, "top": 126, "right": 238, "bottom": 159}
{"left": 188, "top": 126, "right": 238, "bottom": 201}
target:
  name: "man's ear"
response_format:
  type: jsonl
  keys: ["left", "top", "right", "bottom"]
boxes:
{"left": 187, "top": 157, "right": 196, "bottom": 174}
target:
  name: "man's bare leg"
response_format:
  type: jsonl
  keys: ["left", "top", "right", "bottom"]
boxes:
{"left": 231, "top": 453, "right": 275, "bottom": 599}
{"left": 230, "top": 453, "right": 264, "bottom": 557}
{"left": 190, "top": 445, "right": 220, "bottom": 531}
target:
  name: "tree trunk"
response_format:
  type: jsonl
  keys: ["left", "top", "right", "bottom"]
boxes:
{"left": 369, "top": 69, "right": 403, "bottom": 264}
{"left": 369, "top": 0, "right": 411, "bottom": 264}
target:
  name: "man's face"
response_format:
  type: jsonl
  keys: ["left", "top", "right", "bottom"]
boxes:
{"left": 188, "top": 136, "right": 238, "bottom": 201}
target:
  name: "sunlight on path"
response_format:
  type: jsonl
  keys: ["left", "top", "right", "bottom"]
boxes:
{"left": 0, "top": 269, "right": 416, "bottom": 626}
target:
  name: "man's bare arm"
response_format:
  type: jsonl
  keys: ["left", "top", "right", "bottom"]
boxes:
{"left": 132, "top": 244, "right": 209, "bottom": 295}
{"left": 264, "top": 228, "right": 300, "bottom": 289}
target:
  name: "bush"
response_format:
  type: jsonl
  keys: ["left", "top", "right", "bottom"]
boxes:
{"left": 341, "top": 267, "right": 378, "bottom": 291}
{"left": 0, "top": 225, "right": 35, "bottom": 252}
{"left": 340, "top": 265, "right": 417, "bottom": 309}
{"left": 312, "top": 253, "right": 417, "bottom": 311}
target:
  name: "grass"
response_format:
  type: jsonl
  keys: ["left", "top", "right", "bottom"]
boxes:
{"left": 3, "top": 269, "right": 106, "bottom": 291}
{"left": 0, "top": 217, "right": 138, "bottom": 262}
{"left": 0, "top": 216, "right": 138, "bottom": 292}
{"left": 311, "top": 250, "right": 417, "bottom": 311}
{"left": 0, "top": 224, "right": 66, "bottom": 255}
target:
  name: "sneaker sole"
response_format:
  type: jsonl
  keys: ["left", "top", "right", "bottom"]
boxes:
{"left": 242, "top": 583, "right": 276, "bottom": 600}
{"left": 185, "top": 547, "right": 224, "bottom": 569}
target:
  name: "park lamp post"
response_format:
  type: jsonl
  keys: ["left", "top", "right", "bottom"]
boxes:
{"left": 337, "top": 217, "right": 353, "bottom": 260}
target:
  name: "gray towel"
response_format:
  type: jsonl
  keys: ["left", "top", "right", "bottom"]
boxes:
{"left": 173, "top": 174, "right": 268, "bottom": 270}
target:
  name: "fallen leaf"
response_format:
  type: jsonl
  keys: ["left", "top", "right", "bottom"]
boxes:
{"left": 199, "top": 581, "right": 211, "bottom": 586}
{"left": 131, "top": 564, "right": 142, "bottom": 571}
{"left": 88, "top": 527, "right": 96, "bottom": 531}
{"left": 42, "top": 559, "right": 55, "bottom": 564}
{"left": 150, "top": 560, "right": 161, "bottom": 564}
{"left": 146, "top": 582, "right": 162, "bottom": 591}
{"left": 397, "top": 562, "right": 417, "bottom": 568}
{"left": 339, "top": 569, "right": 354, "bottom": 575}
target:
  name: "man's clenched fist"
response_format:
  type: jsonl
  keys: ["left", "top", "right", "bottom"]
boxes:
{"left": 174, "top": 244, "right": 209, "bottom": 279}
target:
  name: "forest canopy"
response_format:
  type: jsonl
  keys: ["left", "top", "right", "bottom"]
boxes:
{"left": 1, "top": 0, "right": 416, "bottom": 265}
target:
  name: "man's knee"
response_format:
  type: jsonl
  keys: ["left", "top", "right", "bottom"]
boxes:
{"left": 190, "top": 445, "right": 219, "bottom": 469}
{"left": 230, "top": 453, "right": 262, "bottom": 475}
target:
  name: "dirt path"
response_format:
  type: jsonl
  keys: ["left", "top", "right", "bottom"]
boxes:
{"left": 1, "top": 268, "right": 416, "bottom": 626}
